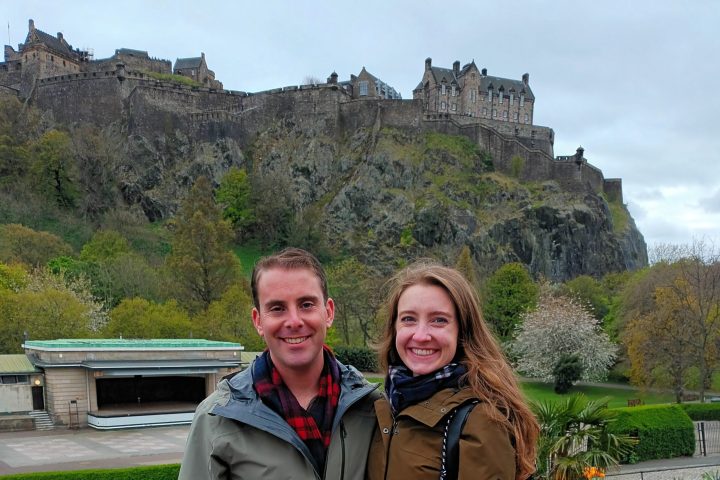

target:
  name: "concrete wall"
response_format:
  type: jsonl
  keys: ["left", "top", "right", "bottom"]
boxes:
{"left": 0, "top": 384, "right": 34, "bottom": 413}
{"left": 44, "top": 368, "right": 88, "bottom": 427}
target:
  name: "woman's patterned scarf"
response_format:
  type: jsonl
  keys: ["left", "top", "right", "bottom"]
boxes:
{"left": 386, "top": 362, "right": 467, "bottom": 414}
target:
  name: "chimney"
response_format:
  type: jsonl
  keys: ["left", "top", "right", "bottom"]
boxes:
{"left": 453, "top": 60, "right": 460, "bottom": 76}
{"left": 57, "top": 32, "right": 63, "bottom": 42}
{"left": 29, "top": 19, "right": 35, "bottom": 32}
{"left": 425, "top": 57, "right": 432, "bottom": 71}
{"left": 522, "top": 73, "right": 529, "bottom": 85}
{"left": 481, "top": 68, "right": 487, "bottom": 76}
{"left": 327, "top": 71, "right": 338, "bottom": 84}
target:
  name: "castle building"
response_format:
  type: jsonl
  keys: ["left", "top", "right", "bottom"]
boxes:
{"left": 0, "top": 20, "right": 221, "bottom": 95}
{"left": 341, "top": 67, "right": 401, "bottom": 100}
{"left": 174, "top": 52, "right": 223, "bottom": 89}
{"left": 414, "top": 58, "right": 534, "bottom": 125}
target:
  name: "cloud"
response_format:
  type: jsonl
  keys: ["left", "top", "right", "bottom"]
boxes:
{"left": 700, "top": 188, "right": 720, "bottom": 213}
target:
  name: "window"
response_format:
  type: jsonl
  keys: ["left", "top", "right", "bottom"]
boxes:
{"left": 470, "top": 90, "right": 476, "bottom": 103}
{"left": 520, "top": 94, "right": 525, "bottom": 107}
{"left": 503, "top": 111, "right": 508, "bottom": 119}
{"left": 441, "top": 101, "right": 446, "bottom": 110}
{"left": 483, "top": 107, "right": 488, "bottom": 116}
{"left": 513, "top": 112, "right": 519, "bottom": 121}
{"left": 359, "top": 81, "right": 368, "bottom": 96}
{"left": 524, "top": 113, "right": 529, "bottom": 123}
{"left": 451, "top": 85, "right": 456, "bottom": 96}
{"left": 499, "top": 92, "right": 503, "bottom": 104}
{"left": 0, "top": 375, "right": 29, "bottom": 384}
{"left": 451, "top": 103, "right": 456, "bottom": 111}
{"left": 492, "top": 109, "right": 497, "bottom": 118}
{"left": 441, "top": 84, "right": 446, "bottom": 95}
{"left": 510, "top": 93, "right": 514, "bottom": 105}
{"left": 487, "top": 91, "right": 493, "bottom": 102}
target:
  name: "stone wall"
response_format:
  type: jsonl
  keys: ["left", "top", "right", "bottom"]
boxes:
{"left": 28, "top": 71, "right": 622, "bottom": 202}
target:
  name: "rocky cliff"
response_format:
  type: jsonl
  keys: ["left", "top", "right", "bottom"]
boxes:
{"left": 18, "top": 78, "right": 648, "bottom": 280}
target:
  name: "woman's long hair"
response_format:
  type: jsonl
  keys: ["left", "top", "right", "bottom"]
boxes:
{"left": 377, "top": 261, "right": 538, "bottom": 480}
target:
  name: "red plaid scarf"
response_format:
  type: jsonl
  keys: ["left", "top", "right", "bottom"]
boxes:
{"left": 253, "top": 346, "right": 341, "bottom": 472}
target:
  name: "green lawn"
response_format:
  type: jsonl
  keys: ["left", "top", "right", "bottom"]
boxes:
{"left": 232, "top": 243, "right": 267, "bottom": 278}
{"left": 365, "top": 377, "right": 675, "bottom": 408}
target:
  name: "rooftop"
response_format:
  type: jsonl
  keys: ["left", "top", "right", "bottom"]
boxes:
{"left": 23, "top": 339, "right": 243, "bottom": 351}
{"left": 0, "top": 354, "right": 39, "bottom": 374}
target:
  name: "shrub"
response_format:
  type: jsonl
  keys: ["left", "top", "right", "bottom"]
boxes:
{"left": 553, "top": 354, "right": 584, "bottom": 393}
{"left": 681, "top": 402, "right": 720, "bottom": 421}
{"left": 608, "top": 404, "right": 694, "bottom": 461}
{"left": 0, "top": 464, "right": 180, "bottom": 479}
{"left": 334, "top": 346, "right": 379, "bottom": 372}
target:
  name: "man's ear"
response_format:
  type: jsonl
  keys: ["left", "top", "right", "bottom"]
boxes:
{"left": 324, "top": 298, "right": 335, "bottom": 328}
{"left": 252, "top": 308, "right": 263, "bottom": 336}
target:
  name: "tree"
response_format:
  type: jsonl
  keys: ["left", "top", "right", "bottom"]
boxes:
{"left": 166, "top": 176, "right": 242, "bottom": 312}
{"left": 483, "top": 262, "right": 538, "bottom": 341}
{"left": 532, "top": 394, "right": 635, "bottom": 480}
{"left": 561, "top": 275, "right": 610, "bottom": 321}
{"left": 327, "top": 257, "right": 382, "bottom": 346}
{"left": 29, "top": 129, "right": 78, "bottom": 208}
{"left": 513, "top": 292, "right": 617, "bottom": 381}
{"left": 454, "top": 245, "right": 479, "bottom": 289}
{"left": 216, "top": 167, "right": 254, "bottom": 234}
{"left": 0, "top": 224, "right": 73, "bottom": 267}
{"left": 194, "top": 283, "right": 264, "bottom": 350}
{"left": 80, "top": 230, "right": 131, "bottom": 263}
{"left": 0, "top": 267, "right": 106, "bottom": 353}
{"left": 248, "top": 173, "right": 294, "bottom": 247}
{"left": 104, "top": 298, "right": 193, "bottom": 339}
{"left": 553, "top": 354, "right": 584, "bottom": 394}
{"left": 625, "top": 282, "right": 697, "bottom": 403}
{"left": 621, "top": 240, "right": 720, "bottom": 401}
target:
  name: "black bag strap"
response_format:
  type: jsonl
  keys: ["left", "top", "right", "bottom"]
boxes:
{"left": 440, "top": 400, "right": 479, "bottom": 480}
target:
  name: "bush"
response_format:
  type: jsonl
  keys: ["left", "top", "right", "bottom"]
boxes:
{"left": 0, "top": 464, "right": 180, "bottom": 479}
{"left": 334, "top": 346, "right": 378, "bottom": 372}
{"left": 553, "top": 354, "right": 584, "bottom": 394}
{"left": 681, "top": 403, "right": 720, "bottom": 421}
{"left": 608, "top": 404, "right": 695, "bottom": 461}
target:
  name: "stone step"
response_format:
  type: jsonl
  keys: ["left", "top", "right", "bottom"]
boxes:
{"left": 28, "top": 410, "right": 55, "bottom": 430}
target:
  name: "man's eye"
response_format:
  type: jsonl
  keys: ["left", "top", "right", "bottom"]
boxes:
{"left": 268, "top": 306, "right": 284, "bottom": 312}
{"left": 301, "top": 302, "right": 314, "bottom": 309}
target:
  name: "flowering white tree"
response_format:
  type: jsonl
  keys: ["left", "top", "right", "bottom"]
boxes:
{"left": 512, "top": 293, "right": 616, "bottom": 381}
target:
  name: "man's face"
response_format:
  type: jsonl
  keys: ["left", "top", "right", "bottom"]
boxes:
{"left": 252, "top": 267, "right": 334, "bottom": 375}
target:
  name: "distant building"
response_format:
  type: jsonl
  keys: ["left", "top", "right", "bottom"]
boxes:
{"left": 413, "top": 58, "right": 534, "bottom": 124}
{"left": 16, "top": 339, "right": 245, "bottom": 430}
{"left": 174, "top": 52, "right": 223, "bottom": 89}
{"left": 342, "top": 67, "right": 401, "bottom": 100}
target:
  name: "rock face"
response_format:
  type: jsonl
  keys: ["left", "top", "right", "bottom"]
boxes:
{"left": 21, "top": 79, "right": 647, "bottom": 280}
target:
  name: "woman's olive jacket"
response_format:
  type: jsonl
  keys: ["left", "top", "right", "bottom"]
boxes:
{"left": 178, "top": 359, "right": 379, "bottom": 480}
{"left": 366, "top": 387, "right": 516, "bottom": 480}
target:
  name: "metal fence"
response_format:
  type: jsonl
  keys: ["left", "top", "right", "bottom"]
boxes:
{"left": 695, "top": 421, "right": 720, "bottom": 456}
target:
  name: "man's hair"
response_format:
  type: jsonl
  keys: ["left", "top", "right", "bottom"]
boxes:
{"left": 251, "top": 247, "right": 329, "bottom": 309}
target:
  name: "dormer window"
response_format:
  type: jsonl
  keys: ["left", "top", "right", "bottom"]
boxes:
{"left": 359, "top": 81, "right": 369, "bottom": 96}
{"left": 470, "top": 90, "right": 476, "bottom": 103}
{"left": 499, "top": 90, "right": 503, "bottom": 104}
{"left": 487, "top": 89, "right": 493, "bottom": 102}
{"left": 451, "top": 85, "right": 456, "bottom": 96}
{"left": 510, "top": 93, "right": 514, "bottom": 106}
{"left": 520, "top": 94, "right": 525, "bottom": 107}
{"left": 441, "top": 83, "right": 446, "bottom": 95}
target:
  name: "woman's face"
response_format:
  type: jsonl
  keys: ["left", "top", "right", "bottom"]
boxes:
{"left": 394, "top": 283, "right": 459, "bottom": 376}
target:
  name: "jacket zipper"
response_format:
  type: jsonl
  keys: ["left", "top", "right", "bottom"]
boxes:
{"left": 340, "top": 420, "right": 347, "bottom": 480}
{"left": 382, "top": 417, "right": 398, "bottom": 480}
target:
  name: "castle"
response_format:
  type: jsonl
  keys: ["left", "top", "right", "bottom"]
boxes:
{"left": 0, "top": 19, "right": 623, "bottom": 205}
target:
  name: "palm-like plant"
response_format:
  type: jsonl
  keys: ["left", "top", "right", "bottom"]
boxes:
{"left": 532, "top": 394, "right": 636, "bottom": 480}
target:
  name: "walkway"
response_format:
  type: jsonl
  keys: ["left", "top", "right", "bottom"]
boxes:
{"left": 0, "top": 425, "right": 188, "bottom": 475}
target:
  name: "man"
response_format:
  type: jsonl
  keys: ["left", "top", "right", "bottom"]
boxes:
{"left": 179, "top": 248, "right": 379, "bottom": 479}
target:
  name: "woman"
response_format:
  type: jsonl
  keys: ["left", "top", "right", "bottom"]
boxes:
{"left": 367, "top": 262, "right": 538, "bottom": 480}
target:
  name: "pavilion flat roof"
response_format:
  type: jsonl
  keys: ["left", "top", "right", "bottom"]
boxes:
{"left": 23, "top": 339, "right": 243, "bottom": 352}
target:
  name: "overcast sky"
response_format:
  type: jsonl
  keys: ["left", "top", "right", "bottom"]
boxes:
{"left": 5, "top": 1, "right": 719, "bottom": 252}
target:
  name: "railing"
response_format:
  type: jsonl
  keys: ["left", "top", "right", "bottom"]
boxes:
{"left": 696, "top": 421, "right": 720, "bottom": 456}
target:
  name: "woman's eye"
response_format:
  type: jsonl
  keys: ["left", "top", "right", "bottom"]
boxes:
{"left": 432, "top": 317, "right": 449, "bottom": 324}
{"left": 399, "top": 316, "right": 416, "bottom": 324}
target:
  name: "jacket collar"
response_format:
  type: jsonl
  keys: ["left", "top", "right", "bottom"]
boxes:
{"left": 384, "top": 387, "right": 478, "bottom": 428}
